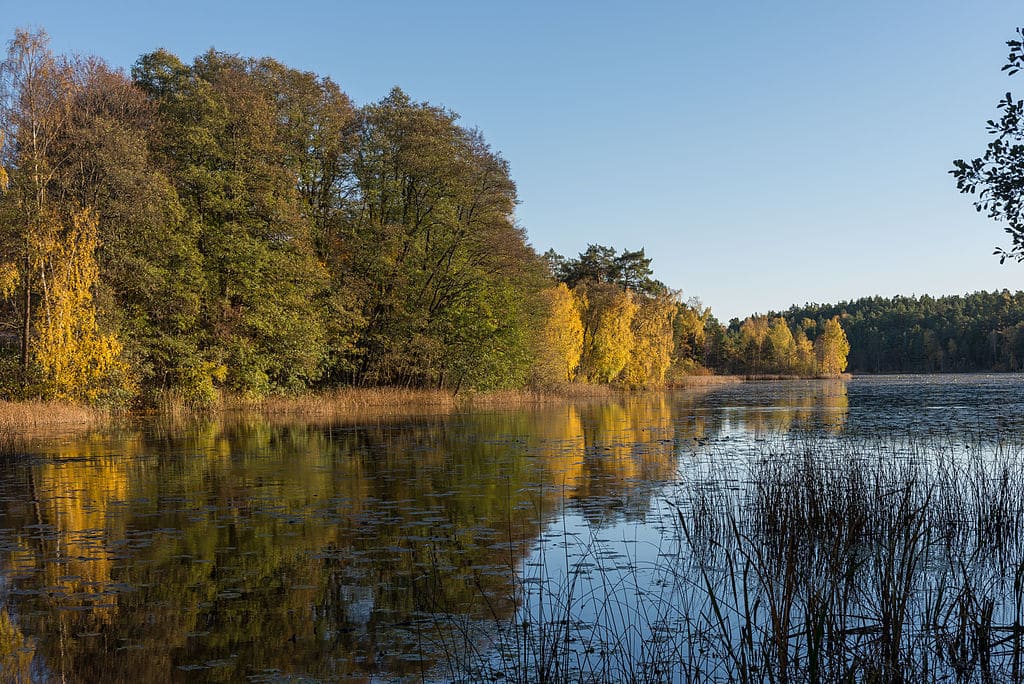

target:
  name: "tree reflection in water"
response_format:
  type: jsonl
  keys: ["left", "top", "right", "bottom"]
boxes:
{"left": 0, "top": 379, "right": 867, "bottom": 681}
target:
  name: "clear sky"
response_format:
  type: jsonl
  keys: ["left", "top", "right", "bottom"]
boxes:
{"left": 6, "top": 0, "right": 1023, "bottom": 321}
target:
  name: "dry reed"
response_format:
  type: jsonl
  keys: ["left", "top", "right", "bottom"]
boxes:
{"left": 228, "top": 383, "right": 620, "bottom": 420}
{"left": 0, "top": 399, "right": 105, "bottom": 432}
{"left": 668, "top": 375, "right": 745, "bottom": 388}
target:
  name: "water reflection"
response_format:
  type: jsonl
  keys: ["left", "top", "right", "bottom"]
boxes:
{"left": 0, "top": 380, "right": 857, "bottom": 681}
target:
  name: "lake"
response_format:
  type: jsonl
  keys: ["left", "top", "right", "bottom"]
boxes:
{"left": 1, "top": 375, "right": 1023, "bottom": 682}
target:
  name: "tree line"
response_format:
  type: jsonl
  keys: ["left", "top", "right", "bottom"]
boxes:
{"left": 771, "top": 291, "right": 1024, "bottom": 374}
{"left": 0, "top": 29, "right": 851, "bottom": 406}
{"left": 0, "top": 29, "right": 552, "bottom": 404}
{"left": 542, "top": 244, "right": 851, "bottom": 382}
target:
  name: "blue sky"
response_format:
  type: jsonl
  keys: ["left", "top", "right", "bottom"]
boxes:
{"left": 6, "top": 0, "right": 1022, "bottom": 320}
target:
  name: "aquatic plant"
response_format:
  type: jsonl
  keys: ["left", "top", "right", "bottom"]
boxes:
{"left": 438, "top": 432, "right": 1024, "bottom": 683}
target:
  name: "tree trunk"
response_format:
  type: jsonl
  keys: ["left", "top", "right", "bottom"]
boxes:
{"left": 20, "top": 253, "right": 30, "bottom": 385}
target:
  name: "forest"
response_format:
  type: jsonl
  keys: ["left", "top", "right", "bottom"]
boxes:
{"left": 772, "top": 291, "right": 1024, "bottom": 374}
{"left": 0, "top": 29, "right": 859, "bottom": 406}
{"left": 666, "top": 291, "right": 1024, "bottom": 377}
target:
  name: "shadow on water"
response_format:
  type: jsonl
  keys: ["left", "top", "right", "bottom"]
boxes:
{"left": 0, "top": 375, "right": 1023, "bottom": 681}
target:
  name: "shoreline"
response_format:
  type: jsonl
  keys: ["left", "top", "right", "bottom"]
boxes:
{"left": 0, "top": 374, "right": 859, "bottom": 432}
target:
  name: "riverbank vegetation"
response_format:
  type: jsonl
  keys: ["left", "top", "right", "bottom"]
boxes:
{"left": 0, "top": 28, "right": 854, "bottom": 409}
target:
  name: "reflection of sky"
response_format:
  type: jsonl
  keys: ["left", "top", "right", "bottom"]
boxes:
{"left": 511, "top": 500, "right": 684, "bottom": 677}
{"left": 493, "top": 375, "right": 1024, "bottom": 680}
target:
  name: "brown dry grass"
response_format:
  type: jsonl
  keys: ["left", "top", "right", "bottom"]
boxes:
{"left": 0, "top": 375, "right": 763, "bottom": 432}
{"left": 667, "top": 375, "right": 745, "bottom": 388}
{"left": 244, "top": 387, "right": 459, "bottom": 418}
{"left": 0, "top": 400, "right": 106, "bottom": 433}
{"left": 234, "top": 383, "right": 620, "bottom": 420}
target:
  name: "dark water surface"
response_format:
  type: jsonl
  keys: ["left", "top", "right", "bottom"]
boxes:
{"left": 1, "top": 375, "right": 1022, "bottom": 682}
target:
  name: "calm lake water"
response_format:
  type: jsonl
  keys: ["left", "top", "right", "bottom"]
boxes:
{"left": 1, "top": 375, "right": 1023, "bottom": 682}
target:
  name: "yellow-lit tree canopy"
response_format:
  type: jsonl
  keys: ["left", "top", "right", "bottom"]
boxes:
{"left": 31, "top": 209, "right": 127, "bottom": 401}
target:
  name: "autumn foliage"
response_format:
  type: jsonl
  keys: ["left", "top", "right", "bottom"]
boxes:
{"left": 0, "top": 28, "right": 852, "bottom": 404}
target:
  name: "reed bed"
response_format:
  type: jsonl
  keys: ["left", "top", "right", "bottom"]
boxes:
{"left": 228, "top": 384, "right": 619, "bottom": 419}
{"left": 673, "top": 433, "right": 1024, "bottom": 682}
{"left": 438, "top": 431, "right": 1024, "bottom": 683}
{"left": 0, "top": 399, "right": 105, "bottom": 432}
{"left": 242, "top": 386, "right": 458, "bottom": 416}
{"left": 668, "top": 375, "right": 745, "bottom": 388}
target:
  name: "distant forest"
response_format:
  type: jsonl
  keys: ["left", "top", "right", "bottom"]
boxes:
{"left": 773, "top": 291, "right": 1024, "bottom": 374}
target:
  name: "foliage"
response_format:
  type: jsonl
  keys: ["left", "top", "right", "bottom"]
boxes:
{"left": 622, "top": 292, "right": 676, "bottom": 386}
{"left": 30, "top": 209, "right": 128, "bottom": 402}
{"left": 133, "top": 49, "right": 335, "bottom": 396}
{"left": 534, "top": 283, "right": 584, "bottom": 384}
{"left": 576, "top": 282, "right": 637, "bottom": 383}
{"left": 0, "top": 28, "right": 879, "bottom": 400}
{"left": 951, "top": 27, "right": 1024, "bottom": 263}
{"left": 550, "top": 244, "right": 665, "bottom": 296}
{"left": 814, "top": 315, "right": 850, "bottom": 377}
{"left": 0, "top": 28, "right": 81, "bottom": 385}
{"left": 344, "top": 88, "right": 544, "bottom": 390}
{"left": 781, "top": 291, "right": 1024, "bottom": 373}
{"left": 670, "top": 298, "right": 710, "bottom": 375}
{"left": 692, "top": 313, "right": 851, "bottom": 378}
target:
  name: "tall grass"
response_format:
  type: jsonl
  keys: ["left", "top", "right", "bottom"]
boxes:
{"left": 671, "top": 433, "right": 1024, "bottom": 683}
{"left": 0, "top": 399, "right": 105, "bottom": 435}
{"left": 436, "top": 432, "right": 1024, "bottom": 682}
{"left": 231, "top": 384, "right": 618, "bottom": 420}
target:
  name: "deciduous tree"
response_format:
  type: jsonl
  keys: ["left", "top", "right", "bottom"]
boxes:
{"left": 815, "top": 316, "right": 850, "bottom": 377}
{"left": 31, "top": 208, "right": 127, "bottom": 401}
{"left": 534, "top": 283, "right": 584, "bottom": 383}
{"left": 951, "top": 27, "right": 1024, "bottom": 263}
{"left": 623, "top": 293, "right": 676, "bottom": 386}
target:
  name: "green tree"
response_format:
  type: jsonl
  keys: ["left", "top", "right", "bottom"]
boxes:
{"left": 345, "top": 88, "right": 543, "bottom": 389}
{"left": 133, "top": 49, "right": 334, "bottom": 397}
{"left": 554, "top": 244, "right": 665, "bottom": 295}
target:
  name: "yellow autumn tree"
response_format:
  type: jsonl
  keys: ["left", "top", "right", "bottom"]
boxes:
{"left": 0, "top": 132, "right": 15, "bottom": 299}
{"left": 739, "top": 315, "right": 770, "bottom": 373}
{"left": 534, "top": 283, "right": 584, "bottom": 383}
{"left": 766, "top": 317, "right": 797, "bottom": 373}
{"left": 623, "top": 293, "right": 676, "bottom": 386}
{"left": 670, "top": 298, "right": 709, "bottom": 375}
{"left": 815, "top": 316, "right": 851, "bottom": 377}
{"left": 794, "top": 328, "right": 816, "bottom": 376}
{"left": 577, "top": 283, "right": 637, "bottom": 383}
{"left": 0, "top": 132, "right": 6, "bottom": 191}
{"left": 32, "top": 208, "right": 128, "bottom": 402}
